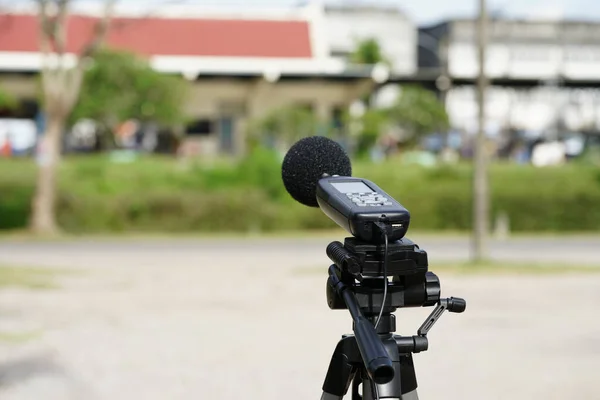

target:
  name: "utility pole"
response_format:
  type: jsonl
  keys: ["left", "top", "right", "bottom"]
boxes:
{"left": 472, "top": 0, "right": 489, "bottom": 262}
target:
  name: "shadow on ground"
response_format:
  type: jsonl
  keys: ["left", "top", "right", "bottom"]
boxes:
{"left": 0, "top": 353, "right": 64, "bottom": 388}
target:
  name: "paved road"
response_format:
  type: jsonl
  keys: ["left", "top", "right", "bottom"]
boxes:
{"left": 1, "top": 235, "right": 599, "bottom": 269}
{"left": 0, "top": 236, "right": 599, "bottom": 400}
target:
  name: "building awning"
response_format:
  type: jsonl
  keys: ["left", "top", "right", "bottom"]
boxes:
{"left": 0, "top": 11, "right": 392, "bottom": 82}
{"left": 0, "top": 13, "right": 313, "bottom": 58}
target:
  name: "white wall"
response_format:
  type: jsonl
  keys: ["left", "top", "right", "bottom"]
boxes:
{"left": 448, "top": 42, "right": 600, "bottom": 80}
{"left": 323, "top": 7, "right": 416, "bottom": 75}
{"left": 446, "top": 85, "right": 600, "bottom": 134}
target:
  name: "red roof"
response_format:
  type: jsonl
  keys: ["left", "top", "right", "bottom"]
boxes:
{"left": 0, "top": 14, "right": 313, "bottom": 58}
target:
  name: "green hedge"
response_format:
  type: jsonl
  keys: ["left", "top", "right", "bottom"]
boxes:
{"left": 1, "top": 150, "right": 600, "bottom": 233}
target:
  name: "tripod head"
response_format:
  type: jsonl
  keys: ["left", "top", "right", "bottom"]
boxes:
{"left": 324, "top": 237, "right": 466, "bottom": 389}
{"left": 326, "top": 237, "right": 440, "bottom": 315}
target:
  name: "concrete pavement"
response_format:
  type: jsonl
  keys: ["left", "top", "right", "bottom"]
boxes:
{"left": 0, "top": 236, "right": 599, "bottom": 400}
{"left": 1, "top": 234, "right": 599, "bottom": 269}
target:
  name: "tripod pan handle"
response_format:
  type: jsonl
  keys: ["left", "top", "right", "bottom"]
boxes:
{"left": 328, "top": 265, "right": 394, "bottom": 385}
{"left": 353, "top": 316, "right": 395, "bottom": 385}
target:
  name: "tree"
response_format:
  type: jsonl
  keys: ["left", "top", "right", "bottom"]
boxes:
{"left": 348, "top": 39, "right": 449, "bottom": 156}
{"left": 246, "top": 105, "right": 322, "bottom": 152}
{"left": 387, "top": 85, "right": 450, "bottom": 147}
{"left": 343, "top": 108, "right": 388, "bottom": 158}
{"left": 0, "top": 86, "right": 17, "bottom": 157}
{"left": 342, "top": 86, "right": 448, "bottom": 158}
{"left": 351, "top": 38, "right": 389, "bottom": 66}
{"left": 0, "top": 86, "right": 17, "bottom": 110}
{"left": 346, "top": 38, "right": 391, "bottom": 157}
{"left": 473, "top": 0, "right": 490, "bottom": 262}
{"left": 70, "top": 48, "right": 188, "bottom": 148}
{"left": 31, "top": 0, "right": 116, "bottom": 235}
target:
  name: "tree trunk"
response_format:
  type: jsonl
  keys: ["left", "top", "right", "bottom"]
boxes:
{"left": 472, "top": 0, "right": 489, "bottom": 262}
{"left": 29, "top": 114, "right": 64, "bottom": 235}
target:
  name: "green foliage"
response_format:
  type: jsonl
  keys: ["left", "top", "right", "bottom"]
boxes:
{"left": 1, "top": 156, "right": 600, "bottom": 233}
{"left": 344, "top": 85, "right": 449, "bottom": 155}
{"left": 0, "top": 86, "right": 17, "bottom": 110}
{"left": 387, "top": 85, "right": 450, "bottom": 145}
{"left": 71, "top": 48, "right": 188, "bottom": 128}
{"left": 247, "top": 105, "right": 323, "bottom": 150}
{"left": 351, "top": 38, "right": 388, "bottom": 65}
{"left": 344, "top": 108, "right": 388, "bottom": 157}
{"left": 236, "top": 147, "right": 286, "bottom": 199}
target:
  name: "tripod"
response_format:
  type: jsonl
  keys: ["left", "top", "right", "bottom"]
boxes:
{"left": 320, "top": 238, "right": 466, "bottom": 400}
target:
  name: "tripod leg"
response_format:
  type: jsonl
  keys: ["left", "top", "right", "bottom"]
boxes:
{"left": 351, "top": 376, "right": 361, "bottom": 400}
{"left": 321, "top": 336, "right": 360, "bottom": 400}
{"left": 321, "top": 393, "right": 345, "bottom": 400}
{"left": 401, "top": 390, "right": 419, "bottom": 400}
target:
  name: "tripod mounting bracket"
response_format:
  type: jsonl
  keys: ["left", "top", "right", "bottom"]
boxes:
{"left": 326, "top": 237, "right": 428, "bottom": 279}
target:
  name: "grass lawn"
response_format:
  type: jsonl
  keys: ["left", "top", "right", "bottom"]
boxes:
{"left": 0, "top": 264, "right": 68, "bottom": 289}
{"left": 0, "top": 265, "right": 71, "bottom": 344}
{"left": 0, "top": 331, "right": 44, "bottom": 344}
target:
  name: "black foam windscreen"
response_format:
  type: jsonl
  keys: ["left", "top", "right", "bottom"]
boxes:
{"left": 281, "top": 136, "right": 352, "bottom": 207}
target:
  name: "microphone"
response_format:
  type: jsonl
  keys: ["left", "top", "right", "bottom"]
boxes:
{"left": 282, "top": 136, "right": 410, "bottom": 242}
{"left": 281, "top": 136, "right": 352, "bottom": 207}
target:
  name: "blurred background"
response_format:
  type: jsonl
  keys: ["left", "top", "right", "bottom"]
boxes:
{"left": 0, "top": 1, "right": 599, "bottom": 399}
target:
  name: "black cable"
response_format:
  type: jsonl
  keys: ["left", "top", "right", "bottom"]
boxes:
{"left": 370, "top": 223, "right": 391, "bottom": 400}
{"left": 374, "top": 231, "right": 389, "bottom": 330}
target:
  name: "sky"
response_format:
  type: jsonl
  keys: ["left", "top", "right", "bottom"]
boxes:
{"left": 124, "top": 0, "right": 600, "bottom": 25}
{"left": 6, "top": 0, "right": 600, "bottom": 25}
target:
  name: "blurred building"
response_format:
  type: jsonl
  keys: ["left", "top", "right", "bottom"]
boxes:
{"left": 0, "top": 2, "right": 410, "bottom": 157}
{"left": 6, "top": 2, "right": 600, "bottom": 160}
{"left": 419, "top": 18, "right": 600, "bottom": 140}
{"left": 323, "top": 3, "right": 416, "bottom": 75}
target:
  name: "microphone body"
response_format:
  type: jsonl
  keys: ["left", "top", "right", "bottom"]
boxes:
{"left": 281, "top": 136, "right": 410, "bottom": 243}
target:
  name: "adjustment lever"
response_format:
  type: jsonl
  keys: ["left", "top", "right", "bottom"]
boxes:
{"left": 417, "top": 297, "right": 466, "bottom": 337}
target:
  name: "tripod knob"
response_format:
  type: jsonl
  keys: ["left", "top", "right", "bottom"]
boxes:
{"left": 447, "top": 297, "right": 466, "bottom": 313}
{"left": 326, "top": 241, "right": 362, "bottom": 278}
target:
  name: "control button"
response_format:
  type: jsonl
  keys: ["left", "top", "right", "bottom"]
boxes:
{"left": 384, "top": 202, "right": 393, "bottom": 206}
{"left": 368, "top": 204, "right": 381, "bottom": 207}
{"left": 357, "top": 203, "right": 368, "bottom": 207}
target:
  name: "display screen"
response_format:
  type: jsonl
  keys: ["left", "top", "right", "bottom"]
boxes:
{"left": 331, "top": 181, "right": 375, "bottom": 194}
